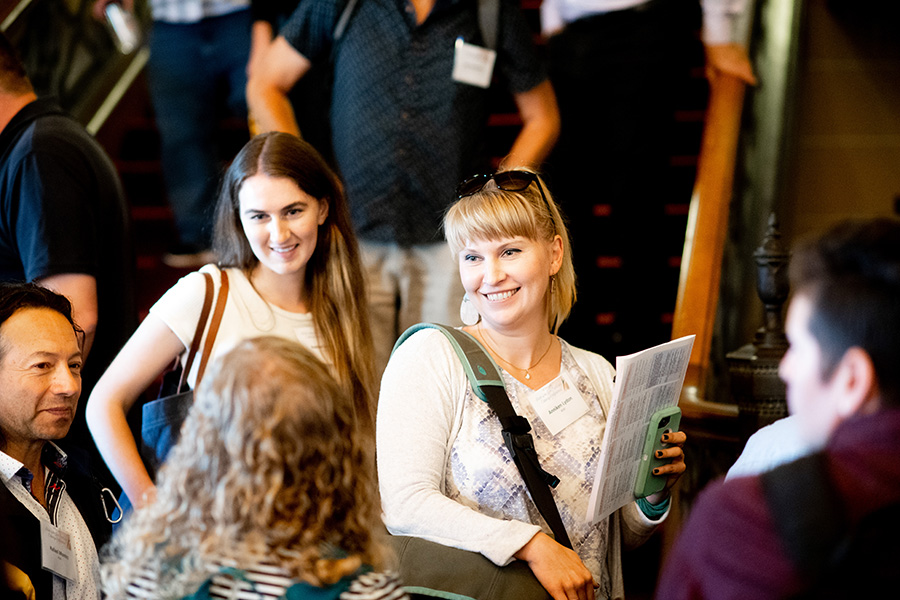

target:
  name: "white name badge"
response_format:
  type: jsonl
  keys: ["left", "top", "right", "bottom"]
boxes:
{"left": 531, "top": 372, "right": 590, "bottom": 436}
{"left": 452, "top": 37, "right": 496, "bottom": 89}
{"left": 40, "top": 520, "right": 77, "bottom": 583}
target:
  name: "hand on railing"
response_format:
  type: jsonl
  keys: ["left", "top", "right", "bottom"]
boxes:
{"left": 704, "top": 43, "right": 758, "bottom": 86}
{"left": 91, "top": 0, "right": 134, "bottom": 22}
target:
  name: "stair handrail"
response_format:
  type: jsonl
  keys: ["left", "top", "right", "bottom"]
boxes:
{"left": 671, "top": 71, "right": 748, "bottom": 420}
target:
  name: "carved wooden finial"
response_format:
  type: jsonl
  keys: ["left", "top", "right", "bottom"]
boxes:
{"left": 752, "top": 213, "right": 790, "bottom": 354}
{"left": 727, "top": 213, "right": 791, "bottom": 441}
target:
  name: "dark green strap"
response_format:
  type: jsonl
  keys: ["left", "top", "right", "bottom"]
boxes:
{"left": 477, "top": 0, "right": 500, "bottom": 51}
{"left": 760, "top": 453, "right": 846, "bottom": 575}
{"left": 183, "top": 567, "right": 359, "bottom": 600}
{"left": 393, "top": 324, "right": 571, "bottom": 548}
{"left": 393, "top": 324, "right": 504, "bottom": 399}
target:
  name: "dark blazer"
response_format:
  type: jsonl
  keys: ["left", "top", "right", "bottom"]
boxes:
{"left": 0, "top": 444, "right": 112, "bottom": 599}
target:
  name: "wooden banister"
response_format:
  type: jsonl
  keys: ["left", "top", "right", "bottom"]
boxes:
{"left": 672, "top": 73, "right": 748, "bottom": 417}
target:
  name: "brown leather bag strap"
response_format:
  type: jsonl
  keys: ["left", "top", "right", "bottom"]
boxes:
{"left": 195, "top": 269, "right": 229, "bottom": 387}
{"left": 177, "top": 273, "right": 214, "bottom": 393}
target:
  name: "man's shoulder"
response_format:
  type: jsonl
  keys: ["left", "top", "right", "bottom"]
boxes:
{"left": 677, "top": 472, "right": 789, "bottom": 565}
{"left": 7, "top": 98, "right": 75, "bottom": 137}
{"left": 3, "top": 110, "right": 114, "bottom": 193}
{"left": 658, "top": 474, "right": 799, "bottom": 600}
{"left": 15, "top": 103, "right": 124, "bottom": 212}
{"left": 28, "top": 112, "right": 106, "bottom": 159}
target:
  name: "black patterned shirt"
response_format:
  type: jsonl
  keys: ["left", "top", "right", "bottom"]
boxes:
{"left": 281, "top": 0, "right": 547, "bottom": 246}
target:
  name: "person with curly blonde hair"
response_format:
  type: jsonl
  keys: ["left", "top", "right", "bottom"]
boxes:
{"left": 101, "top": 336, "right": 405, "bottom": 600}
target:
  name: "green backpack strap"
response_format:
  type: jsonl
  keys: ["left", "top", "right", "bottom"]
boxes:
{"left": 182, "top": 567, "right": 247, "bottom": 600}
{"left": 392, "top": 323, "right": 572, "bottom": 549}
{"left": 392, "top": 323, "right": 505, "bottom": 403}
{"left": 184, "top": 566, "right": 364, "bottom": 600}
{"left": 284, "top": 575, "right": 356, "bottom": 600}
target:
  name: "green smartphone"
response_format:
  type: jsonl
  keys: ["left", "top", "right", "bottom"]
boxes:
{"left": 634, "top": 406, "right": 682, "bottom": 498}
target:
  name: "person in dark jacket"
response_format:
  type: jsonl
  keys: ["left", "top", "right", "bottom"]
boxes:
{"left": 0, "top": 32, "right": 137, "bottom": 495}
{"left": 657, "top": 218, "right": 900, "bottom": 600}
{"left": 0, "top": 282, "right": 112, "bottom": 599}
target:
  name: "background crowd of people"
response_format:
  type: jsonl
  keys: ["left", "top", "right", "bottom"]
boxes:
{"left": 2, "top": 1, "right": 898, "bottom": 599}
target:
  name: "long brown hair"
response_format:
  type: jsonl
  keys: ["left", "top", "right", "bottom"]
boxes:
{"left": 212, "top": 132, "right": 375, "bottom": 428}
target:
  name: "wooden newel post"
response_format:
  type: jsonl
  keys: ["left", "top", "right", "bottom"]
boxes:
{"left": 726, "top": 213, "right": 791, "bottom": 446}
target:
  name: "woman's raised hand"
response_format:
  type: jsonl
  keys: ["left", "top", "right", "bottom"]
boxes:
{"left": 514, "top": 532, "right": 596, "bottom": 600}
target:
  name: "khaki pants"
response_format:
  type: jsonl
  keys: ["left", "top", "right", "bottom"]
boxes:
{"left": 361, "top": 240, "right": 464, "bottom": 383}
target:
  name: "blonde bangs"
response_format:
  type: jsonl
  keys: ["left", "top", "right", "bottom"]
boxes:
{"left": 445, "top": 186, "right": 551, "bottom": 255}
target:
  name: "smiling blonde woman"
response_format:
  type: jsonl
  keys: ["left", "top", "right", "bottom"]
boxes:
{"left": 377, "top": 170, "right": 687, "bottom": 600}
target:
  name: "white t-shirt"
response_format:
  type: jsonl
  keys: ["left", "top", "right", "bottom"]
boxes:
{"left": 149, "top": 264, "right": 325, "bottom": 388}
{"left": 726, "top": 415, "right": 814, "bottom": 480}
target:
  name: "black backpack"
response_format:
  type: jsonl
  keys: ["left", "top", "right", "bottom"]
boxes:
{"left": 272, "top": 0, "right": 359, "bottom": 168}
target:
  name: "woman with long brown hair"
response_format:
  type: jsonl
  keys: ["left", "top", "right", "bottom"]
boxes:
{"left": 87, "top": 132, "right": 375, "bottom": 509}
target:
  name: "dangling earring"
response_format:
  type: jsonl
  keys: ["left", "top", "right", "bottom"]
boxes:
{"left": 460, "top": 294, "right": 481, "bottom": 326}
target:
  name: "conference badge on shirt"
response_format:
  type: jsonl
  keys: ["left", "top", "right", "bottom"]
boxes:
{"left": 40, "top": 519, "right": 78, "bottom": 583}
{"left": 531, "top": 372, "right": 590, "bottom": 436}
{"left": 452, "top": 37, "right": 496, "bottom": 89}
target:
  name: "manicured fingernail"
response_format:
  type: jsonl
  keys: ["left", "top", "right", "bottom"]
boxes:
{"left": 661, "top": 434, "right": 671, "bottom": 442}
{"left": 655, "top": 450, "right": 664, "bottom": 458}
{"left": 652, "top": 468, "right": 661, "bottom": 475}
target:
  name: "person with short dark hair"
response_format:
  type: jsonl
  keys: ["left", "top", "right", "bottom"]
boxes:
{"left": 0, "top": 282, "right": 112, "bottom": 600}
{"left": 0, "top": 32, "right": 137, "bottom": 488}
{"left": 656, "top": 218, "right": 900, "bottom": 599}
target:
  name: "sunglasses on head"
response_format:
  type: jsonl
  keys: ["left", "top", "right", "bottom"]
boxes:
{"left": 456, "top": 170, "right": 539, "bottom": 196}
{"left": 456, "top": 170, "right": 553, "bottom": 215}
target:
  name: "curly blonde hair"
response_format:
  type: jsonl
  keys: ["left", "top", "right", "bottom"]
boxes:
{"left": 101, "top": 337, "right": 385, "bottom": 598}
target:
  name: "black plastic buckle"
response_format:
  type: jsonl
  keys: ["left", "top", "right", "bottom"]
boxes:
{"left": 502, "top": 430, "right": 561, "bottom": 489}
